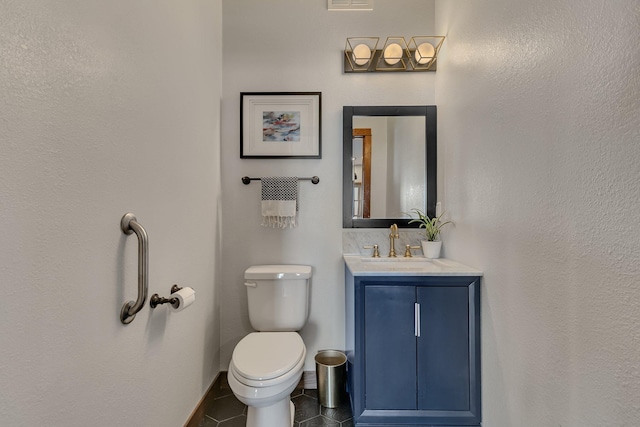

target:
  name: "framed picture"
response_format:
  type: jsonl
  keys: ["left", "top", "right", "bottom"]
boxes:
{"left": 240, "top": 92, "right": 321, "bottom": 158}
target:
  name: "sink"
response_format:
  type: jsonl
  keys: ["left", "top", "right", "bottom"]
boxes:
{"left": 343, "top": 255, "right": 484, "bottom": 276}
{"left": 349, "top": 256, "right": 441, "bottom": 273}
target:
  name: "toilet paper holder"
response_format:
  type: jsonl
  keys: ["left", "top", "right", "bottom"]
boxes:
{"left": 150, "top": 285, "right": 183, "bottom": 309}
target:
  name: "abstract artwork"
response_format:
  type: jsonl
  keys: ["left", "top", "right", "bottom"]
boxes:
{"left": 262, "top": 111, "right": 301, "bottom": 142}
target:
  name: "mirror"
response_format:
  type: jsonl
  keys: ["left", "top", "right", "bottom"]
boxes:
{"left": 343, "top": 106, "right": 437, "bottom": 228}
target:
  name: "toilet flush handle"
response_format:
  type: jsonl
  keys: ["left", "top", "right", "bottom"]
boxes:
{"left": 244, "top": 282, "right": 257, "bottom": 288}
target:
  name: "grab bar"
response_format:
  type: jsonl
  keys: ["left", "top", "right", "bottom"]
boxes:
{"left": 120, "top": 213, "right": 148, "bottom": 324}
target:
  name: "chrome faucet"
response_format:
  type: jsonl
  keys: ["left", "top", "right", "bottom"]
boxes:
{"left": 388, "top": 223, "right": 399, "bottom": 257}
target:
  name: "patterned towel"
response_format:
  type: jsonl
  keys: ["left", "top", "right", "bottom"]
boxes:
{"left": 261, "top": 177, "right": 299, "bottom": 228}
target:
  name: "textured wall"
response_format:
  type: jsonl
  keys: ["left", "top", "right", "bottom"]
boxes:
{"left": 435, "top": 1, "right": 640, "bottom": 425}
{"left": 0, "top": 1, "right": 222, "bottom": 425}
{"left": 220, "top": 0, "right": 437, "bottom": 371}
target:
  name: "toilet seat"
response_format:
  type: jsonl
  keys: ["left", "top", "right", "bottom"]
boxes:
{"left": 231, "top": 332, "right": 305, "bottom": 387}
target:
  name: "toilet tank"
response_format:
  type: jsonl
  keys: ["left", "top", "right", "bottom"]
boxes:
{"left": 244, "top": 265, "right": 312, "bottom": 332}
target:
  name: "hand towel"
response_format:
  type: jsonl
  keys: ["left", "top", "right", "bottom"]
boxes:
{"left": 261, "top": 177, "right": 299, "bottom": 228}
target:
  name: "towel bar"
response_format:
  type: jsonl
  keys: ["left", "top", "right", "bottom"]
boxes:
{"left": 241, "top": 176, "right": 319, "bottom": 185}
{"left": 120, "top": 213, "right": 148, "bottom": 324}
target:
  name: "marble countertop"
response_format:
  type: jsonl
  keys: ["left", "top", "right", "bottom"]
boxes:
{"left": 344, "top": 255, "right": 483, "bottom": 277}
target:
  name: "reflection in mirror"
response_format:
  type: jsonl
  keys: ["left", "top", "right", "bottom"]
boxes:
{"left": 352, "top": 116, "right": 425, "bottom": 219}
{"left": 343, "top": 106, "right": 436, "bottom": 228}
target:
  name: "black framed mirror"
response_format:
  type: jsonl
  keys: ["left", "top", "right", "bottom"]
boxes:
{"left": 343, "top": 105, "right": 437, "bottom": 228}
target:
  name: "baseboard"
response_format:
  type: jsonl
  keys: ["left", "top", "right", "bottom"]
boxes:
{"left": 303, "top": 370, "right": 317, "bottom": 389}
{"left": 183, "top": 372, "right": 219, "bottom": 427}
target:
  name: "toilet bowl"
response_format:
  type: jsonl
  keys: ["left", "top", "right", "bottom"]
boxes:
{"left": 228, "top": 265, "right": 312, "bottom": 427}
{"left": 228, "top": 332, "right": 306, "bottom": 427}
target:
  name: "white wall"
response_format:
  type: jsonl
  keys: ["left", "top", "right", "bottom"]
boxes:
{"left": 0, "top": 2, "right": 222, "bottom": 426}
{"left": 435, "top": 1, "right": 640, "bottom": 425}
{"left": 220, "top": 0, "right": 437, "bottom": 370}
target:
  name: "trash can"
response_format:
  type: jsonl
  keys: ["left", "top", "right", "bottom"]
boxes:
{"left": 315, "top": 350, "right": 347, "bottom": 408}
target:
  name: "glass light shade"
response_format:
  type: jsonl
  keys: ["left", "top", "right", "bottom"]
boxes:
{"left": 352, "top": 43, "right": 372, "bottom": 66}
{"left": 414, "top": 42, "right": 435, "bottom": 65}
{"left": 383, "top": 43, "right": 403, "bottom": 65}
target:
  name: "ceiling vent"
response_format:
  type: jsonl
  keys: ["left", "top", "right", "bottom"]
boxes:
{"left": 328, "top": 0, "right": 373, "bottom": 11}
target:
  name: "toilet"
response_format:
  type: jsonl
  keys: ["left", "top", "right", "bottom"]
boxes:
{"left": 228, "top": 265, "right": 312, "bottom": 427}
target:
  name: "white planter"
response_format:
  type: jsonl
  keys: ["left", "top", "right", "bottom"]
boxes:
{"left": 421, "top": 240, "right": 442, "bottom": 259}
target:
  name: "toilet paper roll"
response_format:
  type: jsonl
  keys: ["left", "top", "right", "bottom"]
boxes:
{"left": 171, "top": 287, "right": 195, "bottom": 312}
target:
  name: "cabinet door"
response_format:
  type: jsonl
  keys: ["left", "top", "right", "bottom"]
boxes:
{"left": 364, "top": 285, "right": 417, "bottom": 410}
{"left": 417, "top": 286, "right": 470, "bottom": 411}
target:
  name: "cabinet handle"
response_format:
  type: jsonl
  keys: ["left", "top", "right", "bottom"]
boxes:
{"left": 415, "top": 302, "right": 421, "bottom": 337}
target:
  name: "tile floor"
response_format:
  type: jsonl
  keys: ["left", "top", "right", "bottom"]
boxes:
{"left": 197, "top": 372, "right": 353, "bottom": 427}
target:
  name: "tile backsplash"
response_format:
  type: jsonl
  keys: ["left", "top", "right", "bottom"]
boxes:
{"left": 342, "top": 229, "right": 427, "bottom": 256}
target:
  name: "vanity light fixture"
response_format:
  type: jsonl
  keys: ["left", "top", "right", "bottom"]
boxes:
{"left": 343, "top": 35, "right": 445, "bottom": 73}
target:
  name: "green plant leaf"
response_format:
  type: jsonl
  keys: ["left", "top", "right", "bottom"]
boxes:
{"left": 406, "top": 208, "right": 453, "bottom": 241}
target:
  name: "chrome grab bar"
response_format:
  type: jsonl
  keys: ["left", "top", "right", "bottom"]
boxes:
{"left": 120, "top": 213, "right": 149, "bottom": 324}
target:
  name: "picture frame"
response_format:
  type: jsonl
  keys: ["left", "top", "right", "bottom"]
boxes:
{"left": 240, "top": 92, "right": 321, "bottom": 158}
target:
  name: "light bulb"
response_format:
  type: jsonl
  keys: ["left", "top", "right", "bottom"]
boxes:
{"left": 352, "top": 43, "right": 371, "bottom": 66}
{"left": 383, "top": 43, "right": 403, "bottom": 65}
{"left": 415, "top": 42, "right": 435, "bottom": 65}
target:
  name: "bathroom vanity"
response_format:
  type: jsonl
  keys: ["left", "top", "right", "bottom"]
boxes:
{"left": 344, "top": 256, "right": 482, "bottom": 426}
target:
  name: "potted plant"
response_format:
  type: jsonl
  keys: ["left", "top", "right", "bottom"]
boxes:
{"left": 408, "top": 209, "right": 452, "bottom": 259}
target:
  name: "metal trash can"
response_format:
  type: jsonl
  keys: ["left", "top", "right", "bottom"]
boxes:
{"left": 315, "top": 350, "right": 347, "bottom": 408}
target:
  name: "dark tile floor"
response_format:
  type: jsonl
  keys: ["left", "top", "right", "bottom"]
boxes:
{"left": 197, "top": 372, "right": 353, "bottom": 427}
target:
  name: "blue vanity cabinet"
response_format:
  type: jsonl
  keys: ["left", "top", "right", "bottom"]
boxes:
{"left": 345, "top": 272, "right": 481, "bottom": 426}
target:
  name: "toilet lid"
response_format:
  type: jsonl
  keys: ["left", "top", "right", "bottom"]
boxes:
{"left": 232, "top": 332, "right": 305, "bottom": 381}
